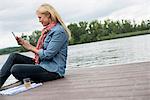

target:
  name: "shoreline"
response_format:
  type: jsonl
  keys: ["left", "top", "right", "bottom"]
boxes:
{"left": 0, "top": 30, "right": 150, "bottom": 55}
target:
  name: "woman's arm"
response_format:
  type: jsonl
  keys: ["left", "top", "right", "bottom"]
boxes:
{"left": 38, "top": 30, "right": 68, "bottom": 60}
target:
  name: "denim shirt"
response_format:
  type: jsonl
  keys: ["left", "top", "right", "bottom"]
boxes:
{"left": 38, "top": 23, "right": 68, "bottom": 77}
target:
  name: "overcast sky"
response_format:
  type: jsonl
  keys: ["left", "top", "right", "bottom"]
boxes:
{"left": 0, "top": 0, "right": 150, "bottom": 49}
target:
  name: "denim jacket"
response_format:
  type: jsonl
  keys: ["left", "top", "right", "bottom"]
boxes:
{"left": 38, "top": 23, "right": 68, "bottom": 77}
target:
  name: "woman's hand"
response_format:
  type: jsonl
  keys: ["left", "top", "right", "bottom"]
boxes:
{"left": 16, "top": 37, "right": 32, "bottom": 50}
{"left": 16, "top": 37, "right": 39, "bottom": 53}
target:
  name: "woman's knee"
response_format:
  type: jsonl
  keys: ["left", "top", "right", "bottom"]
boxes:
{"left": 8, "top": 53, "right": 19, "bottom": 60}
{"left": 9, "top": 53, "right": 18, "bottom": 57}
{"left": 11, "top": 64, "right": 20, "bottom": 74}
{"left": 10, "top": 64, "right": 23, "bottom": 79}
{"left": 10, "top": 64, "right": 30, "bottom": 81}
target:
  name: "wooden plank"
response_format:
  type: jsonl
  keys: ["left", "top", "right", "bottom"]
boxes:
{"left": 1, "top": 61, "right": 150, "bottom": 100}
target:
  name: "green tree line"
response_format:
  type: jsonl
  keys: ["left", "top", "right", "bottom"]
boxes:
{"left": 0, "top": 19, "right": 150, "bottom": 55}
{"left": 68, "top": 19, "right": 150, "bottom": 44}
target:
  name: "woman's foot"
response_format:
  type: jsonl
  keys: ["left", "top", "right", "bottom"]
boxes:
{"left": 0, "top": 80, "right": 5, "bottom": 90}
{"left": 0, "top": 83, "right": 2, "bottom": 89}
{"left": 0, "top": 78, "right": 4, "bottom": 89}
{"left": 0, "top": 76, "right": 7, "bottom": 89}
{"left": 0, "top": 81, "right": 23, "bottom": 91}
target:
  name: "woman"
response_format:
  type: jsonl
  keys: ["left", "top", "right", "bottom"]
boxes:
{"left": 0, "top": 3, "right": 71, "bottom": 88}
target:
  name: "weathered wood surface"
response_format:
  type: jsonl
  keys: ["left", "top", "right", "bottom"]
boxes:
{"left": 1, "top": 62, "right": 150, "bottom": 100}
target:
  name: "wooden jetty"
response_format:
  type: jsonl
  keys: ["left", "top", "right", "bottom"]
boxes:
{"left": 1, "top": 61, "right": 150, "bottom": 100}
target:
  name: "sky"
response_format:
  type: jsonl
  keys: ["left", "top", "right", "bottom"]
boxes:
{"left": 0, "top": 0, "right": 150, "bottom": 49}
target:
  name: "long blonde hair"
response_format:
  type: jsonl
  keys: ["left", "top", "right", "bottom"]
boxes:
{"left": 36, "top": 3, "right": 71, "bottom": 40}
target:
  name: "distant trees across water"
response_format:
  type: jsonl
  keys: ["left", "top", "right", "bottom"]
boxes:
{"left": 0, "top": 19, "right": 150, "bottom": 55}
{"left": 68, "top": 19, "right": 150, "bottom": 44}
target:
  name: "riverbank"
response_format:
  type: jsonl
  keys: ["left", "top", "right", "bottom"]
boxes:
{"left": 1, "top": 61, "right": 150, "bottom": 100}
{"left": 97, "top": 29, "right": 150, "bottom": 41}
{"left": 0, "top": 29, "right": 150, "bottom": 55}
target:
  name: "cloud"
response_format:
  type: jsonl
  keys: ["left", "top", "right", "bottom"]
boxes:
{"left": 0, "top": 0, "right": 150, "bottom": 49}
{"left": 102, "top": 0, "right": 150, "bottom": 22}
{"left": 0, "top": 33, "right": 18, "bottom": 48}
{"left": 0, "top": 1, "right": 38, "bottom": 33}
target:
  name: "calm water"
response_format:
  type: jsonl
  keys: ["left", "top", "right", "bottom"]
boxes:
{"left": 1, "top": 34, "right": 150, "bottom": 84}
{"left": 68, "top": 34, "right": 150, "bottom": 69}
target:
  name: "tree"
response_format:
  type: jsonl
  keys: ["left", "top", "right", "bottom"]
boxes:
{"left": 88, "top": 20, "right": 103, "bottom": 41}
{"left": 29, "top": 30, "right": 41, "bottom": 46}
{"left": 68, "top": 23, "right": 81, "bottom": 44}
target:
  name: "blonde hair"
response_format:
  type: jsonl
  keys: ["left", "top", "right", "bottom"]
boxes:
{"left": 36, "top": 3, "right": 71, "bottom": 40}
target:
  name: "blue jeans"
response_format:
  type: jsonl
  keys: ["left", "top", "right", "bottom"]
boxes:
{"left": 0, "top": 53, "right": 61, "bottom": 87}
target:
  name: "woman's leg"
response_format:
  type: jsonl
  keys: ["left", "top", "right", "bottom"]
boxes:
{"left": 11, "top": 64, "right": 61, "bottom": 83}
{"left": 0, "top": 53, "right": 34, "bottom": 87}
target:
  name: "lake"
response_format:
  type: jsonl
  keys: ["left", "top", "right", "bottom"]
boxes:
{"left": 1, "top": 34, "right": 150, "bottom": 85}
{"left": 68, "top": 34, "right": 150, "bottom": 69}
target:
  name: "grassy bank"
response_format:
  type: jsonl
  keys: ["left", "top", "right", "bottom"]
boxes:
{"left": 97, "top": 30, "right": 150, "bottom": 41}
